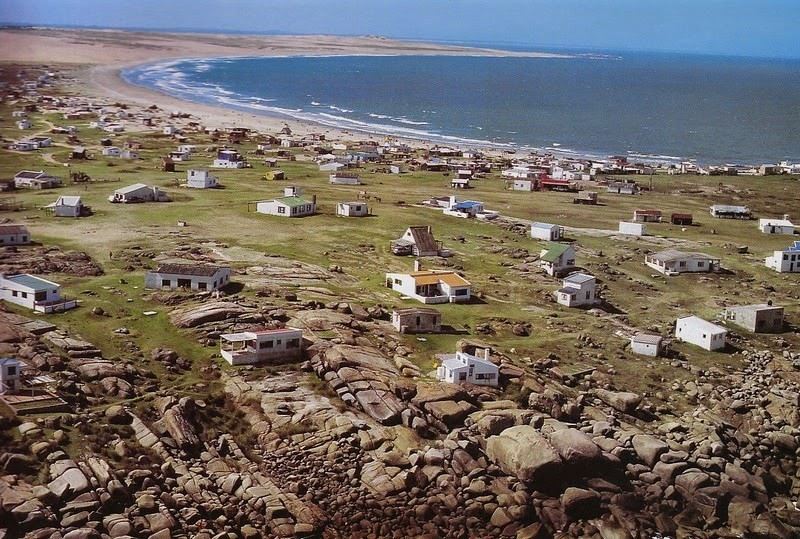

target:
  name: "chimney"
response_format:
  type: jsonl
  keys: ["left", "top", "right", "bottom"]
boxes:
{"left": 413, "top": 259, "right": 421, "bottom": 272}
{"left": 312, "top": 194, "right": 317, "bottom": 206}
{"left": 483, "top": 348, "right": 490, "bottom": 361}
{"left": 783, "top": 214, "right": 790, "bottom": 221}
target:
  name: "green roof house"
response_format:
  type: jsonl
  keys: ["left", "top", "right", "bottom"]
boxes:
{"left": 539, "top": 242, "right": 576, "bottom": 276}
{"left": 256, "top": 186, "right": 317, "bottom": 217}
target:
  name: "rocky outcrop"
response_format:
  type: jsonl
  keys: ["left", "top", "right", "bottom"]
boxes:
{"left": 487, "top": 426, "right": 562, "bottom": 486}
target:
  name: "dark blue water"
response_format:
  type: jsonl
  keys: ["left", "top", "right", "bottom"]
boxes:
{"left": 124, "top": 52, "right": 800, "bottom": 164}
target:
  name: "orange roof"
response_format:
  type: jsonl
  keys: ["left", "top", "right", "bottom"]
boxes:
{"left": 409, "top": 270, "right": 470, "bottom": 287}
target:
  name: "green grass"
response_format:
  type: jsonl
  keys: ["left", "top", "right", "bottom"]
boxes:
{"left": 1, "top": 78, "right": 799, "bottom": 418}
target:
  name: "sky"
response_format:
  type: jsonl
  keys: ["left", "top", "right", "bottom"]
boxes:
{"left": 1, "top": 0, "right": 798, "bottom": 59}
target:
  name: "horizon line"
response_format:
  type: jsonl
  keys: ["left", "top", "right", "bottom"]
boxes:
{"left": 2, "top": 22, "right": 799, "bottom": 62}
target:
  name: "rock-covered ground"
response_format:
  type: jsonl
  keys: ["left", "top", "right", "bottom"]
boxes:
{"left": 1, "top": 295, "right": 798, "bottom": 539}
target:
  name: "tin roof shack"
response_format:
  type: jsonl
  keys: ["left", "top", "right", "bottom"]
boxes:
{"left": 145, "top": 264, "right": 231, "bottom": 292}
{"left": 219, "top": 327, "right": 303, "bottom": 366}
{"left": 606, "top": 180, "right": 640, "bottom": 195}
{"left": 391, "top": 226, "right": 443, "bottom": 257}
{"left": 710, "top": 204, "right": 752, "bottom": 219}
{"left": 758, "top": 217, "right": 795, "bottom": 235}
{"left": 671, "top": 213, "right": 693, "bottom": 226}
{"left": 555, "top": 273, "right": 598, "bottom": 308}
{"left": 392, "top": 307, "right": 442, "bottom": 334}
{"left": 436, "top": 348, "right": 499, "bottom": 387}
{"left": 573, "top": 191, "right": 598, "bottom": 205}
{"left": 766, "top": 241, "right": 800, "bottom": 273}
{"left": 633, "top": 209, "right": 662, "bottom": 223}
{"left": 723, "top": 304, "right": 784, "bottom": 334}
{"left": 329, "top": 172, "right": 362, "bottom": 185}
{"left": 531, "top": 222, "right": 564, "bottom": 241}
{"left": 386, "top": 262, "right": 471, "bottom": 305}
{"left": 336, "top": 201, "right": 369, "bottom": 217}
{"left": 645, "top": 250, "right": 720, "bottom": 276}
{"left": 539, "top": 243, "right": 576, "bottom": 276}
{"left": 675, "top": 315, "right": 727, "bottom": 352}
{"left": 14, "top": 170, "right": 61, "bottom": 189}
{"left": 186, "top": 169, "right": 219, "bottom": 189}
{"left": 108, "top": 183, "right": 168, "bottom": 203}
{"left": 630, "top": 333, "right": 664, "bottom": 357}
{"left": 508, "top": 179, "right": 536, "bottom": 191}
{"left": 46, "top": 195, "right": 86, "bottom": 218}
{"left": 0, "top": 274, "right": 77, "bottom": 313}
{"left": 0, "top": 224, "right": 30, "bottom": 246}
{"left": 256, "top": 187, "right": 317, "bottom": 217}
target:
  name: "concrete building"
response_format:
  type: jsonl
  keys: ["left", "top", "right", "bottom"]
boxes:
{"left": 723, "top": 304, "right": 784, "bottom": 333}
{"left": 0, "top": 274, "right": 77, "bottom": 313}
{"left": 619, "top": 221, "right": 647, "bottom": 236}
{"left": 645, "top": 250, "right": 720, "bottom": 275}
{"left": 555, "top": 273, "right": 598, "bottom": 307}
{"left": 386, "top": 262, "right": 471, "bottom": 304}
{"left": 213, "top": 149, "right": 246, "bottom": 168}
{"left": 219, "top": 327, "right": 303, "bottom": 366}
{"left": 0, "top": 224, "right": 30, "bottom": 246}
{"left": 710, "top": 204, "right": 751, "bottom": 219}
{"left": 0, "top": 358, "right": 22, "bottom": 395}
{"left": 633, "top": 209, "right": 662, "bottom": 223}
{"left": 530, "top": 222, "right": 564, "bottom": 241}
{"left": 47, "top": 196, "right": 85, "bottom": 218}
{"left": 256, "top": 186, "right": 317, "bottom": 217}
{"left": 630, "top": 334, "right": 664, "bottom": 357}
{"left": 186, "top": 169, "right": 219, "bottom": 189}
{"left": 539, "top": 243, "right": 576, "bottom": 276}
{"left": 392, "top": 308, "right": 442, "bottom": 334}
{"left": 758, "top": 217, "right": 795, "bottom": 235}
{"left": 329, "top": 172, "right": 362, "bottom": 185}
{"left": 766, "top": 241, "right": 800, "bottom": 273}
{"left": 675, "top": 316, "right": 727, "bottom": 351}
{"left": 336, "top": 201, "right": 369, "bottom": 217}
{"left": 145, "top": 264, "right": 231, "bottom": 292}
{"left": 436, "top": 348, "right": 499, "bottom": 387}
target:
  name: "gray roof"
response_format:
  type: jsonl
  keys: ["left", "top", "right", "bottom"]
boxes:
{"left": 152, "top": 263, "right": 228, "bottom": 277}
{"left": 649, "top": 249, "right": 719, "bottom": 263}
{"left": 4, "top": 274, "right": 58, "bottom": 291}
{"left": 632, "top": 333, "right": 662, "bottom": 345}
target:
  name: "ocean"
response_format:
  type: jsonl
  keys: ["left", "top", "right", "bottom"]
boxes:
{"left": 123, "top": 50, "right": 800, "bottom": 164}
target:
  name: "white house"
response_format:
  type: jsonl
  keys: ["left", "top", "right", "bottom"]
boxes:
{"left": 555, "top": 273, "right": 598, "bottom": 307}
{"left": 219, "top": 327, "right": 303, "bottom": 366}
{"left": 766, "top": 241, "right": 800, "bottom": 273}
{"left": 436, "top": 349, "right": 499, "bottom": 387}
{"left": 336, "top": 201, "right": 369, "bottom": 217}
{"left": 329, "top": 172, "right": 361, "bottom": 185}
{"left": 108, "top": 183, "right": 166, "bottom": 203}
{"left": 163, "top": 125, "right": 177, "bottom": 135}
{"left": 213, "top": 149, "right": 246, "bottom": 168}
{"left": 443, "top": 197, "right": 487, "bottom": 219}
{"left": 645, "top": 250, "right": 721, "bottom": 275}
{"left": 509, "top": 179, "right": 536, "bottom": 191}
{"left": 675, "top": 316, "right": 727, "bottom": 351}
{"left": 47, "top": 196, "right": 84, "bottom": 218}
{"left": 630, "top": 334, "right": 663, "bottom": 357}
{"left": 16, "top": 118, "right": 31, "bottom": 129}
{"left": 385, "top": 261, "right": 471, "bottom": 304}
{"left": 169, "top": 150, "right": 190, "bottom": 162}
{"left": 0, "top": 358, "right": 22, "bottom": 395}
{"left": 619, "top": 221, "right": 647, "bottom": 236}
{"left": 145, "top": 263, "right": 231, "bottom": 292}
{"left": 0, "top": 274, "right": 77, "bottom": 313}
{"left": 710, "top": 204, "right": 751, "bottom": 219}
{"left": 531, "top": 222, "right": 563, "bottom": 241}
{"left": 186, "top": 169, "right": 219, "bottom": 189}
{"left": 256, "top": 187, "right": 316, "bottom": 218}
{"left": 14, "top": 170, "right": 61, "bottom": 189}
{"left": 102, "top": 146, "right": 122, "bottom": 157}
{"left": 451, "top": 178, "right": 471, "bottom": 189}
{"left": 758, "top": 217, "right": 795, "bottom": 235}
{"left": 319, "top": 162, "right": 347, "bottom": 172}
{"left": 539, "top": 243, "right": 576, "bottom": 276}
{"left": 0, "top": 224, "right": 30, "bottom": 246}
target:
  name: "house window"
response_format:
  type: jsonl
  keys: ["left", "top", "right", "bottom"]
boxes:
{"left": 7, "top": 366, "right": 16, "bottom": 376}
{"left": 454, "top": 288, "right": 468, "bottom": 296}
{"left": 702, "top": 333, "right": 707, "bottom": 338}
{"left": 198, "top": 282, "right": 207, "bottom": 290}
{"left": 11, "top": 291, "right": 18, "bottom": 297}
{"left": 485, "top": 373, "right": 497, "bottom": 380}
{"left": 585, "top": 291, "right": 591, "bottom": 299}
{"left": 697, "top": 261, "right": 705, "bottom": 267}
{"left": 394, "top": 279, "right": 402, "bottom": 285}
{"left": 415, "top": 316, "right": 421, "bottom": 327}
{"left": 20, "top": 292, "right": 27, "bottom": 298}
{"left": 679, "top": 261, "right": 686, "bottom": 268}
{"left": 260, "top": 341, "right": 274, "bottom": 349}
{"left": 287, "top": 338, "right": 300, "bottom": 349}
{"left": 459, "top": 372, "right": 467, "bottom": 381}
{"left": 162, "top": 279, "right": 171, "bottom": 287}
{"left": 276, "top": 339, "right": 282, "bottom": 345}
{"left": 278, "top": 206, "right": 285, "bottom": 214}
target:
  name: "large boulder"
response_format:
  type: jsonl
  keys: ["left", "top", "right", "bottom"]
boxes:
{"left": 486, "top": 426, "right": 562, "bottom": 486}
{"left": 593, "top": 389, "right": 642, "bottom": 414}
{"left": 547, "top": 428, "right": 602, "bottom": 465}
{"left": 632, "top": 434, "right": 668, "bottom": 467}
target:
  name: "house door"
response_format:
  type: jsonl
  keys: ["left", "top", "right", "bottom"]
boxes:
{"left": 177, "top": 278, "right": 191, "bottom": 288}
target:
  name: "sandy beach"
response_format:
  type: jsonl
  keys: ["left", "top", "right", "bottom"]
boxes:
{"left": 0, "top": 28, "right": 566, "bottom": 146}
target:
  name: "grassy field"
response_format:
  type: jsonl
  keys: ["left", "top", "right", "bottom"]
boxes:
{"left": 2, "top": 87, "right": 799, "bottom": 410}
